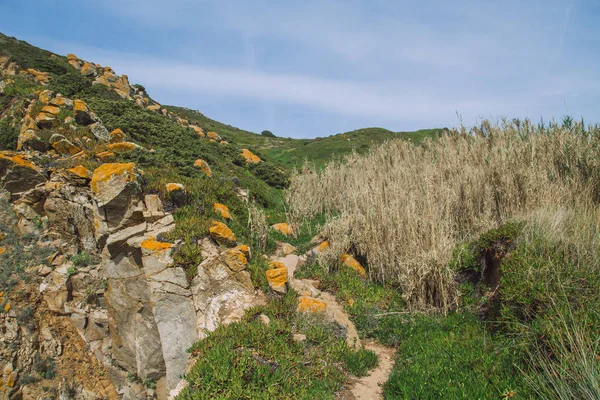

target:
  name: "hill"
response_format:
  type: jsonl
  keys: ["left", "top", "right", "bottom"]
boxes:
{"left": 167, "top": 105, "right": 446, "bottom": 168}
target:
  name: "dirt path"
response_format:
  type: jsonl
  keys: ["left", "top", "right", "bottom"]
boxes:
{"left": 348, "top": 341, "right": 396, "bottom": 399}
{"left": 272, "top": 251, "right": 396, "bottom": 398}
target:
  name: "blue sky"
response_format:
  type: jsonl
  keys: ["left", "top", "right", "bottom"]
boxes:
{"left": 2, "top": 0, "right": 598, "bottom": 138}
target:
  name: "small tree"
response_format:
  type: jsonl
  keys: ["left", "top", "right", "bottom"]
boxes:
{"left": 261, "top": 130, "right": 275, "bottom": 138}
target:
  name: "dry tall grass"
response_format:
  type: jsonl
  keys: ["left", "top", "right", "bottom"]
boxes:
{"left": 287, "top": 119, "right": 600, "bottom": 311}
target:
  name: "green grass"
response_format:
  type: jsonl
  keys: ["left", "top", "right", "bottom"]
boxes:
{"left": 179, "top": 291, "right": 377, "bottom": 399}
{"left": 384, "top": 312, "right": 531, "bottom": 399}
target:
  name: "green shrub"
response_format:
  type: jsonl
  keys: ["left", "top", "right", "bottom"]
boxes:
{"left": 261, "top": 130, "right": 276, "bottom": 137}
{"left": 0, "top": 118, "right": 19, "bottom": 150}
{"left": 70, "top": 251, "right": 100, "bottom": 267}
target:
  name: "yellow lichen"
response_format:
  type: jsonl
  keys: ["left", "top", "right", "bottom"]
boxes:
{"left": 240, "top": 149, "right": 262, "bottom": 163}
{"left": 297, "top": 296, "right": 327, "bottom": 312}
{"left": 194, "top": 159, "right": 212, "bottom": 177}
{"left": 214, "top": 203, "right": 231, "bottom": 219}
{"left": 141, "top": 238, "right": 172, "bottom": 252}
{"left": 68, "top": 165, "right": 92, "bottom": 179}
{"left": 165, "top": 183, "right": 184, "bottom": 192}
{"left": 41, "top": 105, "right": 60, "bottom": 115}
{"left": 90, "top": 163, "right": 136, "bottom": 194}
{"left": 341, "top": 254, "right": 366, "bottom": 277}
{"left": 266, "top": 261, "right": 288, "bottom": 289}
{"left": 272, "top": 223, "right": 294, "bottom": 237}
{"left": 107, "top": 142, "right": 139, "bottom": 152}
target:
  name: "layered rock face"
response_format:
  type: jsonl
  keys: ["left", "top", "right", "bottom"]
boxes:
{"left": 1, "top": 159, "right": 263, "bottom": 399}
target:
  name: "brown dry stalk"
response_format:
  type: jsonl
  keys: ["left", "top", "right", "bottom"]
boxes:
{"left": 287, "top": 119, "right": 600, "bottom": 311}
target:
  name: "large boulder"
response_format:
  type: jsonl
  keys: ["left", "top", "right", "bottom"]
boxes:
{"left": 0, "top": 152, "right": 46, "bottom": 196}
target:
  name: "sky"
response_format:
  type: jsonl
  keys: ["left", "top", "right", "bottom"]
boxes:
{"left": 1, "top": 0, "right": 599, "bottom": 138}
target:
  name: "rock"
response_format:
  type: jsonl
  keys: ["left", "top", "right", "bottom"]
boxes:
{"left": 52, "top": 138, "right": 81, "bottom": 156}
{"left": 50, "top": 96, "right": 74, "bottom": 109}
{"left": 213, "top": 203, "right": 231, "bottom": 219}
{"left": 42, "top": 105, "right": 61, "bottom": 115}
{"left": 165, "top": 183, "right": 187, "bottom": 207}
{"left": 38, "top": 89, "right": 54, "bottom": 103}
{"left": 107, "top": 142, "right": 141, "bottom": 152}
{"left": 95, "top": 151, "right": 115, "bottom": 161}
{"left": 271, "top": 223, "right": 294, "bottom": 237}
{"left": 89, "top": 122, "right": 110, "bottom": 141}
{"left": 193, "top": 159, "right": 212, "bottom": 177}
{"left": 341, "top": 254, "right": 366, "bottom": 277}
{"left": 190, "top": 125, "right": 205, "bottom": 137}
{"left": 222, "top": 248, "right": 248, "bottom": 272}
{"left": 297, "top": 296, "right": 327, "bottom": 313}
{"left": 276, "top": 242, "right": 297, "bottom": 257}
{"left": 258, "top": 314, "right": 270, "bottom": 325}
{"left": 74, "top": 99, "right": 93, "bottom": 125}
{"left": 18, "top": 129, "right": 48, "bottom": 152}
{"left": 67, "top": 165, "right": 93, "bottom": 180}
{"left": 292, "top": 333, "right": 307, "bottom": 342}
{"left": 80, "top": 62, "right": 97, "bottom": 77}
{"left": 90, "top": 163, "right": 139, "bottom": 207}
{"left": 240, "top": 149, "right": 262, "bottom": 163}
{"left": 266, "top": 261, "right": 288, "bottom": 294}
{"left": 35, "top": 112, "right": 56, "bottom": 129}
{"left": 0, "top": 152, "right": 46, "bottom": 195}
{"left": 235, "top": 244, "right": 250, "bottom": 260}
{"left": 209, "top": 221, "right": 236, "bottom": 247}
{"left": 207, "top": 131, "right": 221, "bottom": 141}
{"left": 109, "top": 128, "right": 126, "bottom": 143}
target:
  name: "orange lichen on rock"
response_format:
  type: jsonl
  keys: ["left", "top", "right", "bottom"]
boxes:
{"left": 67, "top": 53, "right": 78, "bottom": 60}
{"left": 68, "top": 165, "right": 92, "bottom": 180}
{"left": 272, "top": 223, "right": 294, "bottom": 237}
{"left": 95, "top": 151, "right": 115, "bottom": 161}
{"left": 214, "top": 203, "right": 231, "bottom": 219}
{"left": 73, "top": 99, "right": 88, "bottom": 112}
{"left": 147, "top": 104, "right": 161, "bottom": 112}
{"left": 0, "top": 247, "right": 6, "bottom": 255}
{"left": 209, "top": 221, "right": 236, "bottom": 246}
{"left": 141, "top": 238, "right": 173, "bottom": 252}
{"left": 207, "top": 131, "right": 222, "bottom": 141}
{"left": 222, "top": 247, "right": 248, "bottom": 272}
{"left": 3, "top": 302, "right": 10, "bottom": 313}
{"left": 341, "top": 254, "right": 366, "bottom": 277}
{"left": 38, "top": 90, "right": 53, "bottom": 104}
{"left": 316, "top": 241, "right": 330, "bottom": 253}
{"left": 41, "top": 105, "right": 60, "bottom": 115}
{"left": 0, "top": 152, "right": 37, "bottom": 170}
{"left": 190, "top": 125, "right": 205, "bottom": 137}
{"left": 107, "top": 142, "right": 140, "bottom": 152}
{"left": 235, "top": 244, "right": 250, "bottom": 260}
{"left": 165, "top": 183, "right": 185, "bottom": 192}
{"left": 240, "top": 149, "right": 262, "bottom": 163}
{"left": 109, "top": 128, "right": 126, "bottom": 143}
{"left": 194, "top": 159, "right": 212, "bottom": 177}
{"left": 266, "top": 261, "right": 288, "bottom": 293}
{"left": 297, "top": 296, "right": 327, "bottom": 313}
{"left": 90, "top": 162, "right": 136, "bottom": 195}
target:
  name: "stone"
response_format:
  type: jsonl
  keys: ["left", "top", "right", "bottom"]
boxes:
{"left": 165, "top": 183, "right": 187, "bottom": 207}
{"left": 0, "top": 152, "right": 46, "bottom": 195}
{"left": 240, "top": 149, "right": 262, "bottom": 163}
{"left": 90, "top": 163, "right": 139, "bottom": 207}
{"left": 190, "top": 125, "right": 205, "bottom": 137}
{"left": 95, "top": 151, "right": 115, "bottom": 161}
{"left": 38, "top": 89, "right": 54, "bottom": 103}
{"left": 193, "top": 159, "right": 212, "bottom": 177}
{"left": 209, "top": 221, "right": 236, "bottom": 247}
{"left": 222, "top": 248, "right": 248, "bottom": 272}
{"left": 235, "top": 244, "right": 250, "bottom": 260}
{"left": 52, "top": 138, "right": 81, "bottom": 156}
{"left": 89, "top": 122, "right": 110, "bottom": 141}
{"left": 213, "top": 202, "right": 231, "bottom": 219}
{"left": 271, "top": 223, "right": 294, "bottom": 237}
{"left": 18, "top": 129, "right": 48, "bottom": 152}
{"left": 80, "top": 62, "right": 97, "bottom": 77}
{"left": 266, "top": 261, "right": 288, "bottom": 294}
{"left": 74, "top": 99, "right": 94, "bottom": 125}
{"left": 341, "top": 254, "right": 366, "bottom": 277}
{"left": 107, "top": 142, "right": 141, "bottom": 152}
{"left": 276, "top": 242, "right": 297, "bottom": 257}
{"left": 258, "top": 314, "right": 270, "bottom": 325}
{"left": 109, "top": 128, "right": 126, "bottom": 143}
{"left": 292, "top": 333, "right": 307, "bottom": 342}
{"left": 68, "top": 165, "right": 93, "bottom": 180}
{"left": 35, "top": 112, "right": 56, "bottom": 129}
{"left": 50, "top": 96, "right": 74, "bottom": 109}
{"left": 42, "top": 105, "right": 60, "bottom": 115}
{"left": 297, "top": 296, "right": 327, "bottom": 313}
{"left": 207, "top": 131, "right": 222, "bottom": 141}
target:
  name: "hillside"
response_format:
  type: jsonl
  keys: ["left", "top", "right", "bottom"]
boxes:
{"left": 1, "top": 31, "right": 599, "bottom": 400}
{"left": 167, "top": 105, "right": 446, "bottom": 168}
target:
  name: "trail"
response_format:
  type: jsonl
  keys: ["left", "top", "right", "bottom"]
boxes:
{"left": 272, "top": 252, "right": 396, "bottom": 399}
